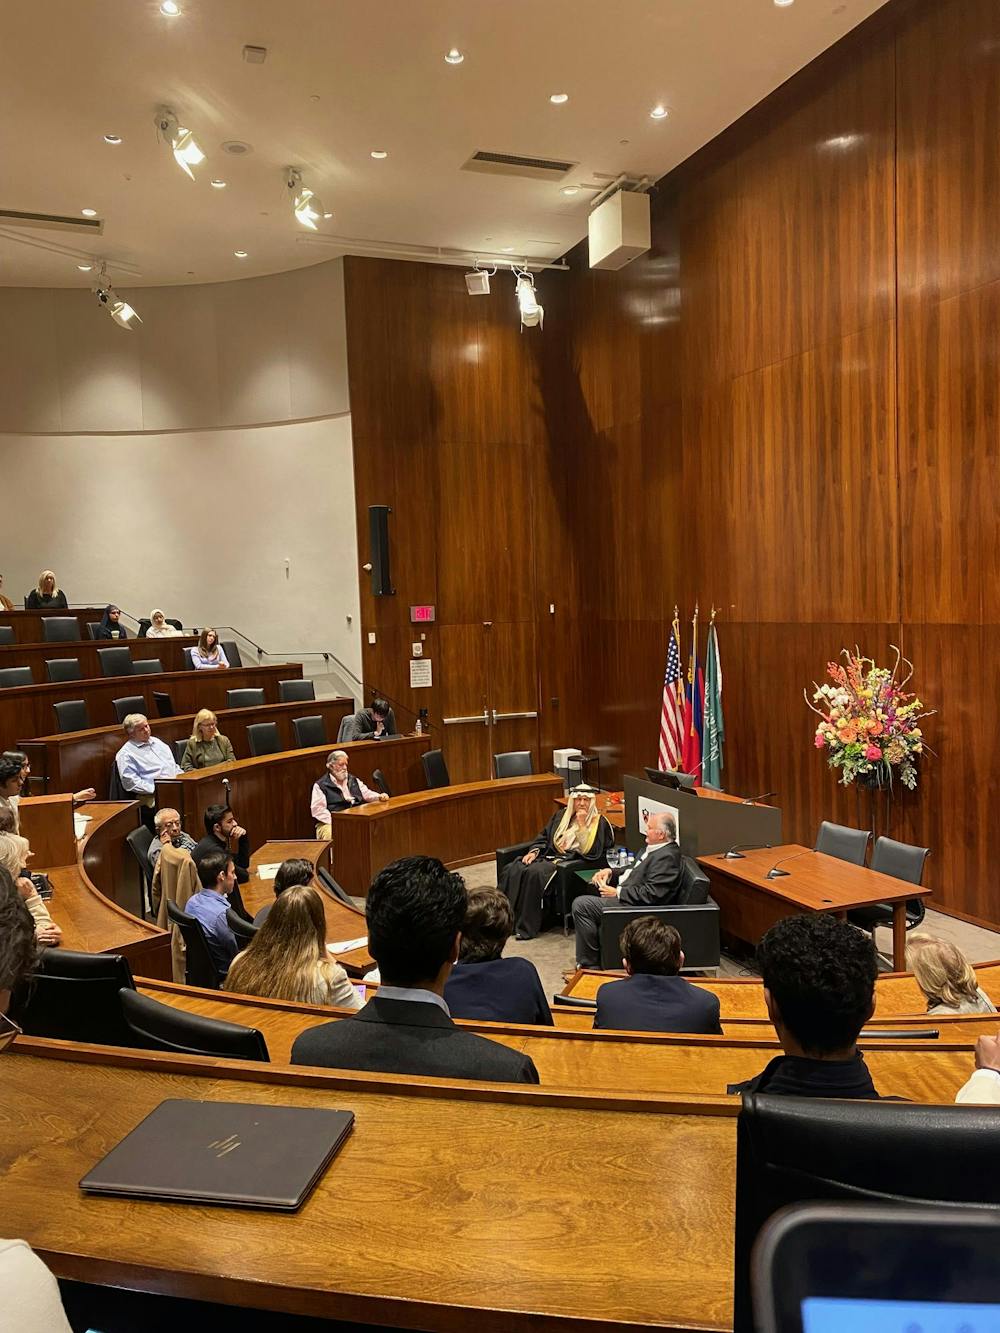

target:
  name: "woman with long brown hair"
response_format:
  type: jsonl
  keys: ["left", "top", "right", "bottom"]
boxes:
{"left": 224, "top": 884, "right": 361, "bottom": 1009}
{"left": 189, "top": 627, "right": 229, "bottom": 670}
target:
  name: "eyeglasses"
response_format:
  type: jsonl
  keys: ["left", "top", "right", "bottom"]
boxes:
{"left": 0, "top": 1011, "right": 22, "bottom": 1055}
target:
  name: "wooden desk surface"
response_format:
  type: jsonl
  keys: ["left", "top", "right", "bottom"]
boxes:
{"left": 698, "top": 844, "right": 931, "bottom": 913}
{"left": 2, "top": 1046, "right": 738, "bottom": 1332}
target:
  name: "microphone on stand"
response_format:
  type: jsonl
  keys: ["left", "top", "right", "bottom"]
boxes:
{"left": 765, "top": 849, "right": 815, "bottom": 880}
{"left": 741, "top": 790, "right": 777, "bottom": 806}
{"left": 722, "top": 843, "right": 773, "bottom": 860}
{"left": 222, "top": 777, "right": 232, "bottom": 803}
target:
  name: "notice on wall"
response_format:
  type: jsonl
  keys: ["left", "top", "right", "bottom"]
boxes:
{"left": 409, "top": 657, "right": 433, "bottom": 688}
{"left": 638, "top": 796, "right": 680, "bottom": 840}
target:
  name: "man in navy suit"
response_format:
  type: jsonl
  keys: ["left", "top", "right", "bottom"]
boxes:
{"left": 595, "top": 917, "right": 722, "bottom": 1034}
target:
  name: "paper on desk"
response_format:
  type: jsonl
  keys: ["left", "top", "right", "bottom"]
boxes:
{"left": 73, "top": 814, "right": 92, "bottom": 838}
{"left": 255, "top": 863, "right": 282, "bottom": 880}
{"left": 328, "top": 936, "right": 368, "bottom": 954}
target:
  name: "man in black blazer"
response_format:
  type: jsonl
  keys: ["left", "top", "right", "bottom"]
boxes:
{"left": 595, "top": 917, "right": 722, "bottom": 1034}
{"left": 571, "top": 811, "right": 683, "bottom": 968}
{"left": 291, "top": 856, "right": 539, "bottom": 1084}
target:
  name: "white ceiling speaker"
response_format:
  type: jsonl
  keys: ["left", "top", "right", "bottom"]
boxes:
{"left": 154, "top": 107, "right": 205, "bottom": 179}
{"left": 464, "top": 265, "right": 494, "bottom": 295}
{"left": 588, "top": 189, "right": 650, "bottom": 270}
{"left": 285, "top": 167, "right": 326, "bottom": 230}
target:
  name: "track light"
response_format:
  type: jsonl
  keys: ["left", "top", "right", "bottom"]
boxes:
{"left": 93, "top": 266, "right": 142, "bottom": 330}
{"left": 465, "top": 263, "right": 495, "bottom": 296}
{"left": 155, "top": 107, "right": 205, "bottom": 179}
{"left": 514, "top": 270, "right": 543, "bottom": 329}
{"left": 285, "top": 168, "right": 325, "bottom": 230}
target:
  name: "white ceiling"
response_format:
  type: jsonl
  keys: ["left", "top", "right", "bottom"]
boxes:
{"left": 0, "top": 0, "right": 887, "bottom": 288}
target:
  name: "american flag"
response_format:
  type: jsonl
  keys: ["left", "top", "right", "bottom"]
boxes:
{"left": 658, "top": 622, "right": 684, "bottom": 770}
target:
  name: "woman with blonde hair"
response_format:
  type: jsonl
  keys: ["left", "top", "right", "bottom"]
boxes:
{"left": 0, "top": 824, "right": 61, "bottom": 947}
{"left": 906, "top": 933, "right": 998, "bottom": 1015}
{"left": 498, "top": 784, "right": 614, "bottom": 939}
{"left": 225, "top": 884, "right": 361, "bottom": 1009}
{"left": 189, "top": 627, "right": 229, "bottom": 670}
{"left": 0, "top": 574, "right": 14, "bottom": 612}
{"left": 181, "top": 708, "right": 235, "bottom": 771}
{"left": 25, "top": 571, "right": 67, "bottom": 610}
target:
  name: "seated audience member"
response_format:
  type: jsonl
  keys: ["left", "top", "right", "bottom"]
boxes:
{"left": 594, "top": 917, "right": 722, "bottom": 1034}
{"left": 2, "top": 750, "right": 94, "bottom": 810}
{"left": 730, "top": 913, "right": 880, "bottom": 1099}
{"left": 572, "top": 811, "right": 683, "bottom": 968}
{"left": 94, "top": 604, "right": 128, "bottom": 639}
{"left": 25, "top": 570, "right": 67, "bottom": 610}
{"left": 956, "top": 1032, "right": 1000, "bottom": 1104}
{"left": 0, "top": 573, "right": 14, "bottom": 612}
{"left": 311, "top": 749, "right": 388, "bottom": 840}
{"left": 342, "top": 698, "right": 398, "bottom": 742}
{"left": 444, "top": 887, "right": 552, "bottom": 1025}
{"left": 184, "top": 849, "right": 239, "bottom": 980}
{"left": 115, "top": 714, "right": 180, "bottom": 808}
{"left": 0, "top": 867, "right": 74, "bottom": 1333}
{"left": 181, "top": 708, "right": 236, "bottom": 771}
{"left": 189, "top": 627, "right": 229, "bottom": 670}
{"left": 906, "top": 933, "right": 998, "bottom": 1016}
{"left": 147, "top": 609, "right": 181, "bottom": 638}
{"left": 500, "top": 785, "right": 613, "bottom": 940}
{"left": 0, "top": 823, "right": 60, "bottom": 947}
{"left": 147, "top": 807, "right": 197, "bottom": 873}
{"left": 291, "top": 856, "right": 539, "bottom": 1083}
{"left": 0, "top": 758, "right": 24, "bottom": 833}
{"left": 226, "top": 884, "right": 362, "bottom": 1009}
{"left": 193, "top": 802, "right": 251, "bottom": 886}
{"left": 253, "top": 856, "right": 313, "bottom": 927}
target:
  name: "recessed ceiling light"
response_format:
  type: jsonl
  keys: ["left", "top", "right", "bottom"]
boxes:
{"left": 160, "top": 0, "right": 181, "bottom": 14}
{"left": 81, "top": 208, "right": 98, "bottom": 217}
{"left": 234, "top": 250, "right": 248, "bottom": 258}
{"left": 445, "top": 47, "right": 464, "bottom": 64}
{"left": 650, "top": 104, "right": 669, "bottom": 120}
{"left": 210, "top": 179, "right": 227, "bottom": 189}
{"left": 323, "top": 211, "right": 333, "bottom": 219}
{"left": 774, "top": 0, "right": 794, "bottom": 6}
{"left": 502, "top": 246, "right": 515, "bottom": 253}
{"left": 549, "top": 93, "right": 569, "bottom": 104}
{"left": 370, "top": 150, "right": 388, "bottom": 159}
{"left": 77, "top": 263, "right": 93, "bottom": 272}
{"left": 561, "top": 186, "right": 580, "bottom": 196}
{"left": 104, "top": 134, "right": 122, "bottom": 145}
{"left": 221, "top": 140, "right": 253, "bottom": 156}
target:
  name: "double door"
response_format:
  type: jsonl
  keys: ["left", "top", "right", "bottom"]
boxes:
{"left": 439, "top": 622, "right": 540, "bottom": 784}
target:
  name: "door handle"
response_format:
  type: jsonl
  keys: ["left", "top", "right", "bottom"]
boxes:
{"left": 491, "top": 710, "right": 539, "bottom": 722}
{"left": 443, "top": 714, "right": 489, "bottom": 726}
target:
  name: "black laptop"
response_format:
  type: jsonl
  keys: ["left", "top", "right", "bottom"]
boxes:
{"left": 80, "top": 1099, "right": 354, "bottom": 1211}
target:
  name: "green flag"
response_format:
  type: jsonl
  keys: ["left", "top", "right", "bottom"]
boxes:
{"left": 701, "top": 622, "right": 725, "bottom": 787}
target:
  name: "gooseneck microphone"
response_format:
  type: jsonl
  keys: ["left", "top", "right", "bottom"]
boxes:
{"left": 741, "top": 790, "right": 777, "bottom": 806}
{"left": 765, "top": 849, "right": 815, "bottom": 880}
{"left": 722, "top": 843, "right": 773, "bottom": 860}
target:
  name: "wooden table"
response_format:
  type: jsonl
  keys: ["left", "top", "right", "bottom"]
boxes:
{"left": 330, "top": 774, "right": 565, "bottom": 897}
{"left": 698, "top": 844, "right": 930, "bottom": 970}
{"left": 0, "top": 607, "right": 108, "bottom": 644}
{"left": 0, "top": 635, "right": 199, "bottom": 683}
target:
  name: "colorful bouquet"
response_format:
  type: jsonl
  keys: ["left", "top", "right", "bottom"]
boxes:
{"left": 806, "top": 648, "right": 933, "bottom": 790}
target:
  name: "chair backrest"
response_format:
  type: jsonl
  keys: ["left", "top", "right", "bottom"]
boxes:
{"left": 0, "top": 626, "right": 14, "bottom": 646}
{"left": 678, "top": 854, "right": 710, "bottom": 905}
{"left": 246, "top": 722, "right": 281, "bottom": 757}
{"left": 45, "top": 657, "right": 82, "bottom": 683}
{"left": 422, "top": 748, "right": 451, "bottom": 789}
{"left": 292, "top": 714, "right": 327, "bottom": 748}
{"left": 165, "top": 900, "right": 221, "bottom": 989}
{"left": 733, "top": 1095, "right": 1000, "bottom": 1333}
{"left": 279, "top": 679, "right": 315, "bottom": 703}
{"left": 53, "top": 699, "right": 90, "bottom": 733}
{"left": 86, "top": 621, "right": 102, "bottom": 639}
{"left": 220, "top": 639, "right": 243, "bottom": 668}
{"left": 41, "top": 616, "right": 80, "bottom": 643}
{"left": 226, "top": 905, "right": 258, "bottom": 946}
{"left": 125, "top": 824, "right": 155, "bottom": 897}
{"left": 0, "top": 666, "right": 33, "bottom": 689}
{"left": 113, "top": 694, "right": 146, "bottom": 724}
{"left": 10, "top": 948, "right": 137, "bottom": 1047}
{"left": 136, "top": 618, "right": 151, "bottom": 637}
{"left": 336, "top": 714, "right": 353, "bottom": 743}
{"left": 119, "top": 989, "right": 268, "bottom": 1061}
{"left": 131, "top": 657, "right": 163, "bottom": 674}
{"left": 814, "top": 820, "right": 871, "bottom": 866}
{"left": 372, "top": 767, "right": 391, "bottom": 797}
{"left": 317, "top": 865, "right": 355, "bottom": 906}
{"left": 97, "top": 645, "right": 133, "bottom": 677}
{"left": 871, "top": 835, "right": 931, "bottom": 921}
{"left": 493, "top": 750, "right": 534, "bottom": 779}
{"left": 226, "top": 688, "right": 265, "bottom": 709}
{"left": 173, "top": 739, "right": 189, "bottom": 765}
{"left": 152, "top": 690, "right": 175, "bottom": 718}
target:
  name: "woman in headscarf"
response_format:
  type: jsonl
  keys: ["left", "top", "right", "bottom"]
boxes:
{"left": 147, "top": 609, "right": 181, "bottom": 638}
{"left": 94, "top": 604, "right": 128, "bottom": 639}
{"left": 499, "top": 786, "right": 614, "bottom": 939}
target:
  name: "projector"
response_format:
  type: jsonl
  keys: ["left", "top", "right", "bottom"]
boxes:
{"left": 588, "top": 189, "right": 651, "bottom": 270}
{"left": 465, "top": 270, "right": 491, "bottom": 295}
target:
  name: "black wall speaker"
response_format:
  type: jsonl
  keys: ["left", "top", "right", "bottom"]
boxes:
{"left": 368, "top": 505, "right": 395, "bottom": 597}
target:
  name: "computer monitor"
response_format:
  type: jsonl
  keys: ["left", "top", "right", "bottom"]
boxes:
{"left": 643, "top": 766, "right": 698, "bottom": 792}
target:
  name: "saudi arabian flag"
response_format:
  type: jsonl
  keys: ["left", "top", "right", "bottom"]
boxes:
{"left": 701, "top": 622, "right": 725, "bottom": 787}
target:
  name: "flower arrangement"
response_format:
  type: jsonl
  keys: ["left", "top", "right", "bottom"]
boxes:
{"left": 806, "top": 647, "right": 933, "bottom": 790}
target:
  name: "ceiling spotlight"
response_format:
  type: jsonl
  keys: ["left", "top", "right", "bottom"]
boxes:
{"left": 549, "top": 93, "right": 569, "bottom": 104}
{"left": 155, "top": 106, "right": 205, "bottom": 179}
{"left": 160, "top": 0, "right": 181, "bottom": 13}
{"left": 81, "top": 208, "right": 98, "bottom": 217}
{"left": 445, "top": 48, "right": 464, "bottom": 64}
{"left": 465, "top": 264, "right": 495, "bottom": 296}
{"left": 77, "top": 263, "right": 93, "bottom": 272}
{"left": 514, "top": 270, "right": 543, "bottom": 330}
{"left": 561, "top": 186, "right": 580, "bottom": 196}
{"left": 285, "top": 167, "right": 325, "bottom": 230}
{"left": 104, "top": 134, "right": 123, "bottom": 145}
{"left": 323, "top": 211, "right": 333, "bottom": 219}
{"left": 234, "top": 250, "right": 248, "bottom": 258}
{"left": 774, "top": 0, "right": 794, "bottom": 6}
{"left": 370, "top": 150, "right": 388, "bottom": 159}
{"left": 210, "top": 178, "right": 227, "bottom": 189}
{"left": 650, "top": 104, "right": 669, "bottom": 120}
{"left": 93, "top": 266, "right": 141, "bottom": 330}
{"left": 502, "top": 246, "right": 515, "bottom": 253}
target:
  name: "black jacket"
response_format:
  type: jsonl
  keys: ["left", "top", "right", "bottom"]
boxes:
{"left": 729, "top": 1052, "right": 880, "bottom": 1099}
{"left": 343, "top": 707, "right": 398, "bottom": 741}
{"left": 611, "top": 841, "right": 683, "bottom": 906}
{"left": 595, "top": 973, "right": 722, "bottom": 1034}
{"left": 445, "top": 957, "right": 553, "bottom": 1026}
{"left": 291, "top": 996, "right": 540, "bottom": 1083}
{"left": 192, "top": 830, "right": 251, "bottom": 886}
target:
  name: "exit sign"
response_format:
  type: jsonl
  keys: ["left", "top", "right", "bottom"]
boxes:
{"left": 409, "top": 604, "right": 436, "bottom": 624}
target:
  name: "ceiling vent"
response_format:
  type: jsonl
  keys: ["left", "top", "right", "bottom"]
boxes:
{"left": 0, "top": 209, "right": 104, "bottom": 235}
{"left": 462, "top": 150, "right": 576, "bottom": 181}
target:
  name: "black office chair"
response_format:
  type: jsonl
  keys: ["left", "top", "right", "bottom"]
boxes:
{"left": 279, "top": 679, "right": 315, "bottom": 703}
{"left": 372, "top": 768, "right": 391, "bottom": 796}
{"left": 136, "top": 618, "right": 151, "bottom": 638}
{"left": 97, "top": 646, "right": 133, "bottom": 677}
{"left": 165, "top": 900, "right": 221, "bottom": 989}
{"left": 0, "top": 666, "right": 33, "bottom": 688}
{"left": 9, "top": 949, "right": 138, "bottom": 1047}
{"left": 493, "top": 750, "right": 534, "bottom": 779}
{"left": 53, "top": 699, "right": 90, "bottom": 733}
{"left": 119, "top": 989, "right": 269, "bottom": 1062}
{"left": 45, "top": 657, "right": 82, "bottom": 683}
{"left": 113, "top": 695, "right": 146, "bottom": 724}
{"left": 848, "top": 836, "right": 931, "bottom": 939}
{"left": 86, "top": 622, "right": 103, "bottom": 640}
{"left": 733, "top": 1095, "right": 1000, "bottom": 1333}
{"left": 227, "top": 688, "right": 265, "bottom": 709}
{"left": 814, "top": 820, "right": 870, "bottom": 866}
{"left": 221, "top": 639, "right": 243, "bottom": 669}
{"left": 227, "top": 906, "right": 258, "bottom": 947}
{"left": 173, "top": 739, "right": 189, "bottom": 766}
{"left": 246, "top": 722, "right": 281, "bottom": 757}
{"left": 422, "top": 748, "right": 451, "bottom": 788}
{"left": 597, "top": 857, "right": 722, "bottom": 971}
{"left": 292, "top": 715, "right": 327, "bottom": 748}
{"left": 41, "top": 616, "right": 80, "bottom": 643}
{"left": 336, "top": 714, "right": 354, "bottom": 743}
{"left": 131, "top": 658, "right": 163, "bottom": 674}
{"left": 317, "top": 865, "right": 356, "bottom": 907}
{"left": 152, "top": 690, "right": 175, "bottom": 718}
{"left": 125, "top": 825, "right": 155, "bottom": 915}
{"left": 0, "top": 626, "right": 14, "bottom": 646}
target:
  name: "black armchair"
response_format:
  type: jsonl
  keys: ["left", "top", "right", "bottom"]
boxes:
{"left": 597, "top": 855, "right": 721, "bottom": 971}
{"left": 495, "top": 840, "right": 599, "bottom": 936}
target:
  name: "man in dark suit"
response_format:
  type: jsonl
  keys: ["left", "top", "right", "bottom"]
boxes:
{"left": 595, "top": 917, "right": 722, "bottom": 1034}
{"left": 572, "top": 811, "right": 683, "bottom": 968}
{"left": 291, "top": 856, "right": 539, "bottom": 1084}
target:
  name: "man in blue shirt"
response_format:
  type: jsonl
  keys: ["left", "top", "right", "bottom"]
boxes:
{"left": 183, "top": 849, "right": 238, "bottom": 980}
{"left": 115, "top": 714, "right": 180, "bottom": 808}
